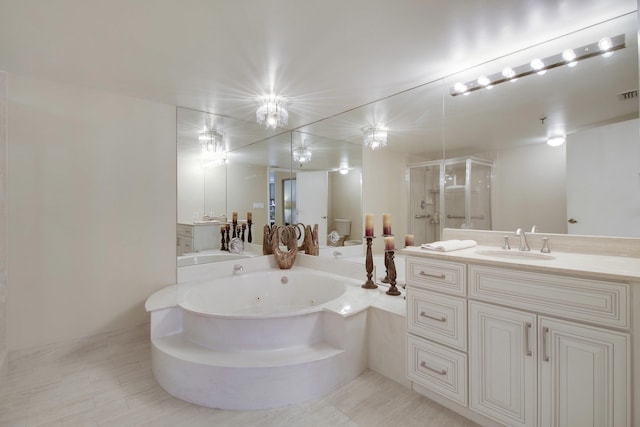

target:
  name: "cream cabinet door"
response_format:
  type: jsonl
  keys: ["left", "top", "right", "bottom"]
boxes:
{"left": 538, "top": 317, "right": 630, "bottom": 427}
{"left": 469, "top": 301, "right": 537, "bottom": 427}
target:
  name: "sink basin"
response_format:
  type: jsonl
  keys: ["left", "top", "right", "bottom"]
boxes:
{"left": 475, "top": 249, "right": 555, "bottom": 261}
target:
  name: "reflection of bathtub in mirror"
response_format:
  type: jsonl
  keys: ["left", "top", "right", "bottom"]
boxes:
{"left": 178, "top": 252, "right": 255, "bottom": 267}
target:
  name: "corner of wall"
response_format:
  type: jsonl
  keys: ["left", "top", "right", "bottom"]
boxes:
{"left": 0, "top": 71, "right": 7, "bottom": 375}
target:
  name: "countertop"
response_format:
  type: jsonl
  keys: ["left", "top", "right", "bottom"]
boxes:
{"left": 399, "top": 245, "right": 640, "bottom": 283}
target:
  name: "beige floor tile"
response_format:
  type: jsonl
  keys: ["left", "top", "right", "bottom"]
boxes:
{"left": 1, "top": 323, "right": 478, "bottom": 427}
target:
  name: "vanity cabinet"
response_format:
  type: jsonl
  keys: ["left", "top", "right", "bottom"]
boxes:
{"left": 406, "top": 256, "right": 632, "bottom": 427}
{"left": 177, "top": 223, "right": 193, "bottom": 255}
{"left": 538, "top": 317, "right": 629, "bottom": 427}
{"left": 469, "top": 301, "right": 537, "bottom": 427}
{"left": 177, "top": 222, "right": 221, "bottom": 255}
{"left": 406, "top": 258, "right": 469, "bottom": 406}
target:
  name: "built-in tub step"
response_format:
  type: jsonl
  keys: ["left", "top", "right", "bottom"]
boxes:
{"left": 151, "top": 333, "right": 353, "bottom": 410}
{"left": 153, "top": 333, "right": 343, "bottom": 368}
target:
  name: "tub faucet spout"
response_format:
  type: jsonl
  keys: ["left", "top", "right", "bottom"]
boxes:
{"left": 515, "top": 228, "right": 530, "bottom": 251}
{"left": 233, "top": 264, "right": 244, "bottom": 274}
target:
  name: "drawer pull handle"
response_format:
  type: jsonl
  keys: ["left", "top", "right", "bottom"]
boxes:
{"left": 420, "top": 311, "right": 446, "bottom": 322}
{"left": 419, "top": 271, "right": 446, "bottom": 279}
{"left": 524, "top": 322, "right": 532, "bottom": 357}
{"left": 420, "top": 361, "right": 447, "bottom": 376}
{"left": 542, "top": 326, "right": 550, "bottom": 362}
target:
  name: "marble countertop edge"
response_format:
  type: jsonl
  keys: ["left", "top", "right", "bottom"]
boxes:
{"left": 399, "top": 245, "right": 640, "bottom": 283}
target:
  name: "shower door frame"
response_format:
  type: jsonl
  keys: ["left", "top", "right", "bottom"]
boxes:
{"left": 407, "top": 156, "right": 495, "bottom": 243}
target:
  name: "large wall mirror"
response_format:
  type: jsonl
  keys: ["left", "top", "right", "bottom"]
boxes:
{"left": 176, "top": 108, "right": 365, "bottom": 265}
{"left": 177, "top": 107, "right": 289, "bottom": 264}
{"left": 177, "top": 13, "right": 639, "bottom": 267}
{"left": 290, "top": 130, "right": 363, "bottom": 247}
{"left": 441, "top": 13, "right": 638, "bottom": 238}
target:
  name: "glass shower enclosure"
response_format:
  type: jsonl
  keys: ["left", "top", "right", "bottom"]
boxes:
{"left": 408, "top": 157, "right": 494, "bottom": 245}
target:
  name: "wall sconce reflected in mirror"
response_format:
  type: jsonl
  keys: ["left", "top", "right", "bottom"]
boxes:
{"left": 199, "top": 129, "right": 224, "bottom": 153}
{"left": 363, "top": 125, "right": 388, "bottom": 150}
{"left": 293, "top": 145, "right": 312, "bottom": 165}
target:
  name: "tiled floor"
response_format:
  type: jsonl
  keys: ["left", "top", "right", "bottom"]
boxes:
{"left": 0, "top": 323, "right": 478, "bottom": 426}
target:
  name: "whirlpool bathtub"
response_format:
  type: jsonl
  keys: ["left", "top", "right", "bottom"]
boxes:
{"left": 147, "top": 266, "right": 370, "bottom": 409}
{"left": 179, "top": 269, "right": 348, "bottom": 316}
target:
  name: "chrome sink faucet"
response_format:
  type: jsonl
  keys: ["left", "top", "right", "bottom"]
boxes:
{"left": 515, "top": 228, "right": 530, "bottom": 251}
{"left": 233, "top": 264, "right": 245, "bottom": 274}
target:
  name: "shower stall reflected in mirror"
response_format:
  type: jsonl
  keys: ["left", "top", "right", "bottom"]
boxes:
{"left": 408, "top": 157, "right": 494, "bottom": 245}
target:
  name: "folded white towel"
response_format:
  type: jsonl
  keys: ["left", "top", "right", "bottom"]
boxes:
{"left": 421, "top": 239, "right": 477, "bottom": 252}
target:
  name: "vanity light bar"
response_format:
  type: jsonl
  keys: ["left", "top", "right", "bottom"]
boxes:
{"left": 450, "top": 34, "right": 626, "bottom": 96}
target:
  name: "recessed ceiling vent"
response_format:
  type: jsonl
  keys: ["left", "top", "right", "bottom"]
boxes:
{"left": 618, "top": 89, "right": 638, "bottom": 101}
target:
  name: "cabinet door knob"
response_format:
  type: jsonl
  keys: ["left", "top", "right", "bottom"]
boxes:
{"left": 568, "top": 218, "right": 578, "bottom": 224}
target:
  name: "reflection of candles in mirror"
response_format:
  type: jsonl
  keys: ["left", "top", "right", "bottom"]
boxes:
{"left": 405, "top": 234, "right": 415, "bottom": 247}
{"left": 232, "top": 212, "right": 238, "bottom": 223}
{"left": 225, "top": 223, "right": 231, "bottom": 231}
{"left": 247, "top": 212, "right": 252, "bottom": 222}
{"left": 365, "top": 214, "right": 374, "bottom": 237}
{"left": 242, "top": 223, "right": 247, "bottom": 230}
{"left": 382, "top": 213, "right": 391, "bottom": 235}
{"left": 384, "top": 236, "right": 395, "bottom": 251}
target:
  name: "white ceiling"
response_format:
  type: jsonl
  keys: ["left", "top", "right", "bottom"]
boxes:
{"left": 0, "top": 0, "right": 637, "bottom": 131}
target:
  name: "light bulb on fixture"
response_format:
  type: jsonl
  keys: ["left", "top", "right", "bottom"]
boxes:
{"left": 598, "top": 37, "right": 613, "bottom": 52}
{"left": 256, "top": 95, "right": 288, "bottom": 129}
{"left": 363, "top": 125, "right": 388, "bottom": 150}
{"left": 477, "top": 76, "right": 491, "bottom": 88}
{"left": 530, "top": 58, "right": 546, "bottom": 75}
{"left": 501, "top": 67, "right": 516, "bottom": 79}
{"left": 562, "top": 49, "right": 578, "bottom": 67}
{"left": 453, "top": 82, "right": 468, "bottom": 94}
{"left": 598, "top": 36, "right": 614, "bottom": 58}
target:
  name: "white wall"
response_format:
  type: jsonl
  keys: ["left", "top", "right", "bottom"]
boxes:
{"left": 362, "top": 149, "right": 409, "bottom": 253}
{"left": 328, "top": 169, "right": 362, "bottom": 241}
{"left": 226, "top": 162, "right": 269, "bottom": 245}
{"left": 7, "top": 74, "right": 176, "bottom": 350}
{"left": 492, "top": 143, "right": 567, "bottom": 234}
{"left": 0, "top": 72, "right": 7, "bottom": 373}
{"left": 177, "top": 149, "right": 226, "bottom": 225}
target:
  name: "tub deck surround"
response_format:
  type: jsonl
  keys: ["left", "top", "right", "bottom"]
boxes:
{"left": 146, "top": 256, "right": 406, "bottom": 410}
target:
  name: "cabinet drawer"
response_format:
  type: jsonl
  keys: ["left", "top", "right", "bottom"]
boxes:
{"left": 407, "top": 334, "right": 467, "bottom": 406}
{"left": 469, "top": 265, "right": 630, "bottom": 329}
{"left": 407, "top": 288, "right": 467, "bottom": 351}
{"left": 406, "top": 258, "right": 466, "bottom": 296}
{"left": 177, "top": 224, "right": 193, "bottom": 237}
